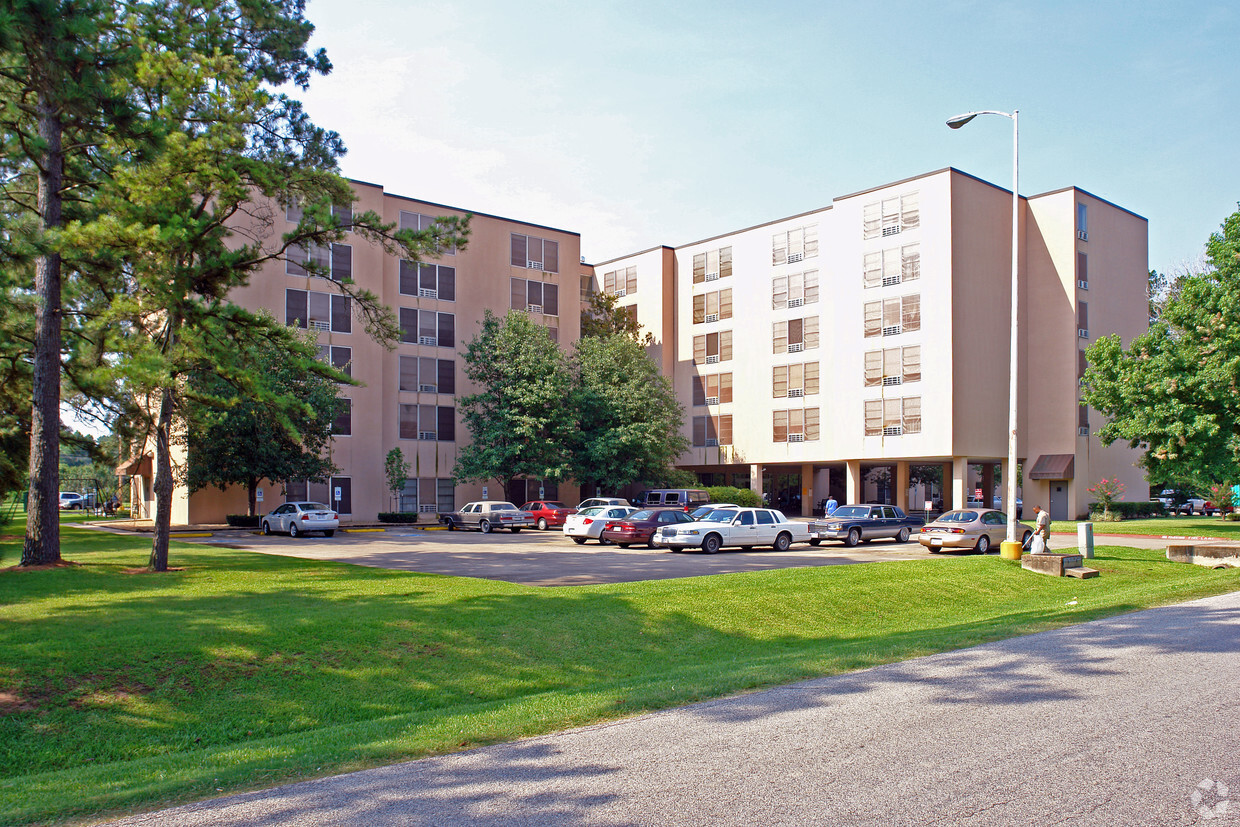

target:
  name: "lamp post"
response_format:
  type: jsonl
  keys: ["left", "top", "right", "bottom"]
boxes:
{"left": 948, "top": 109, "right": 1021, "bottom": 555}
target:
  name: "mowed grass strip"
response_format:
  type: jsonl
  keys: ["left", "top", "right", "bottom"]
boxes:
{"left": 0, "top": 527, "right": 1237, "bottom": 825}
{"left": 1050, "top": 514, "right": 1240, "bottom": 537}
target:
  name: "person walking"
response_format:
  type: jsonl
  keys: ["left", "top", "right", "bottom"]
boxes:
{"left": 825, "top": 495, "right": 839, "bottom": 516}
{"left": 1031, "top": 505, "right": 1051, "bottom": 553}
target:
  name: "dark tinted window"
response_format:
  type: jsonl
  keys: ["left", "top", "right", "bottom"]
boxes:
{"left": 756, "top": 510, "right": 775, "bottom": 524}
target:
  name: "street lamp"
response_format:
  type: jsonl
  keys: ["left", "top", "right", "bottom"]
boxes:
{"left": 947, "top": 109, "right": 1021, "bottom": 555}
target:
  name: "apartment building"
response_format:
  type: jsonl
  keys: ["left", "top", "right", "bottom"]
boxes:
{"left": 595, "top": 167, "right": 1148, "bottom": 520}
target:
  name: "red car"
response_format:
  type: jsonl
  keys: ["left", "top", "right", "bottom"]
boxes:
{"left": 519, "top": 501, "right": 577, "bottom": 531}
{"left": 600, "top": 507, "right": 696, "bottom": 548}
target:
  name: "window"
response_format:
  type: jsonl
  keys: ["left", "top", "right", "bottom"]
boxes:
{"left": 510, "top": 278, "right": 559, "bottom": 316}
{"left": 580, "top": 275, "right": 595, "bottom": 301}
{"left": 398, "top": 404, "right": 455, "bottom": 441}
{"left": 317, "top": 345, "right": 352, "bottom": 378}
{"left": 692, "top": 372, "right": 734, "bottom": 406}
{"left": 864, "top": 396, "right": 921, "bottom": 436}
{"left": 692, "top": 414, "right": 733, "bottom": 446}
{"left": 692, "top": 246, "right": 733, "bottom": 283}
{"left": 863, "top": 244, "right": 919, "bottom": 288}
{"left": 772, "top": 224, "right": 819, "bottom": 265}
{"left": 293, "top": 477, "right": 352, "bottom": 514}
{"left": 772, "top": 408, "right": 820, "bottom": 442}
{"left": 332, "top": 398, "right": 351, "bottom": 436}
{"left": 286, "top": 200, "right": 351, "bottom": 228}
{"left": 1077, "top": 202, "right": 1088, "bottom": 240}
{"left": 864, "top": 296, "right": 919, "bottom": 337}
{"left": 693, "top": 331, "right": 733, "bottom": 365}
{"left": 692, "top": 289, "right": 733, "bottom": 324}
{"left": 399, "top": 261, "right": 456, "bottom": 300}
{"left": 1078, "top": 350, "right": 1089, "bottom": 430}
{"left": 399, "top": 477, "right": 456, "bottom": 513}
{"left": 773, "top": 316, "right": 819, "bottom": 354}
{"left": 399, "top": 356, "right": 454, "bottom": 394}
{"left": 772, "top": 270, "right": 820, "bottom": 309}
{"left": 400, "top": 210, "right": 456, "bottom": 255}
{"left": 286, "top": 289, "right": 351, "bottom": 333}
{"left": 603, "top": 266, "right": 637, "bottom": 296}
{"left": 399, "top": 308, "right": 455, "bottom": 347}
{"left": 511, "top": 233, "right": 559, "bottom": 272}
{"left": 1077, "top": 252, "right": 1088, "bottom": 290}
{"left": 772, "top": 362, "right": 820, "bottom": 398}
{"left": 286, "top": 242, "right": 352, "bottom": 281}
{"left": 1078, "top": 302, "right": 1089, "bottom": 338}
{"left": 863, "top": 192, "right": 920, "bottom": 239}
{"left": 864, "top": 346, "right": 920, "bottom": 386}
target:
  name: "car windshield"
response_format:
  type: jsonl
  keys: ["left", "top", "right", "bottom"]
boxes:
{"left": 578, "top": 507, "right": 604, "bottom": 516}
{"left": 702, "top": 509, "right": 738, "bottom": 522}
{"left": 627, "top": 509, "right": 657, "bottom": 521}
{"left": 938, "top": 510, "right": 979, "bottom": 523}
{"left": 301, "top": 502, "right": 329, "bottom": 511}
{"left": 830, "top": 506, "right": 869, "bottom": 519}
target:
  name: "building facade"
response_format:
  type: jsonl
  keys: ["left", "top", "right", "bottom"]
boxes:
{"left": 132, "top": 166, "right": 1147, "bottom": 524}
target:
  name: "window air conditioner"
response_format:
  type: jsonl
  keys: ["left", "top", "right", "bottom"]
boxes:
{"left": 788, "top": 297, "right": 805, "bottom": 308}
{"left": 788, "top": 342, "right": 804, "bottom": 353}
{"left": 419, "top": 384, "right": 437, "bottom": 393}
{"left": 883, "top": 426, "right": 903, "bottom": 436}
{"left": 705, "top": 313, "right": 719, "bottom": 323}
{"left": 787, "top": 388, "right": 804, "bottom": 398}
{"left": 705, "top": 354, "right": 720, "bottom": 364}
{"left": 419, "top": 288, "right": 438, "bottom": 299}
{"left": 787, "top": 252, "right": 804, "bottom": 264}
{"left": 705, "top": 272, "right": 719, "bottom": 281}
{"left": 882, "top": 275, "right": 901, "bottom": 287}
{"left": 788, "top": 432, "right": 805, "bottom": 442}
{"left": 1078, "top": 280, "right": 1089, "bottom": 290}
{"left": 418, "top": 335, "right": 437, "bottom": 346}
{"left": 418, "top": 431, "right": 437, "bottom": 440}
{"left": 705, "top": 396, "right": 719, "bottom": 406}
{"left": 310, "top": 320, "right": 331, "bottom": 331}
{"left": 705, "top": 438, "right": 719, "bottom": 447}
{"left": 1078, "top": 426, "right": 1089, "bottom": 436}
{"left": 419, "top": 504, "right": 438, "bottom": 512}
{"left": 526, "top": 304, "right": 543, "bottom": 314}
{"left": 882, "top": 225, "right": 901, "bottom": 237}
{"left": 882, "top": 376, "right": 902, "bottom": 386}
{"left": 615, "top": 288, "right": 627, "bottom": 297}
{"left": 882, "top": 325, "right": 902, "bottom": 336}
{"left": 526, "top": 260, "right": 543, "bottom": 270}
{"left": 1077, "top": 230, "right": 1088, "bottom": 241}
{"left": 1078, "top": 328, "right": 1089, "bottom": 338}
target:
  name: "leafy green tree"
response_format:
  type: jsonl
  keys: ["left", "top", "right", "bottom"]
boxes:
{"left": 580, "top": 290, "right": 653, "bottom": 344}
{"left": 570, "top": 334, "right": 688, "bottom": 494}
{"left": 384, "top": 447, "right": 410, "bottom": 512}
{"left": 185, "top": 334, "right": 346, "bottom": 517}
{"left": 1082, "top": 206, "right": 1240, "bottom": 491}
{"left": 454, "top": 310, "right": 575, "bottom": 493}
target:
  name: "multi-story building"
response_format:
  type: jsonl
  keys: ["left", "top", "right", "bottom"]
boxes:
{"left": 595, "top": 167, "right": 1148, "bottom": 521}
{"left": 129, "top": 166, "right": 1146, "bottom": 524}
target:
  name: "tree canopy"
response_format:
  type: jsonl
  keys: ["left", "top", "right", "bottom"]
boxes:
{"left": 1082, "top": 206, "right": 1240, "bottom": 491}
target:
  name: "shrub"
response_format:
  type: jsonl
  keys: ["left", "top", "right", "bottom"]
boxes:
{"left": 706, "top": 486, "right": 762, "bottom": 508}
{"left": 1087, "top": 500, "right": 1164, "bottom": 519}
{"left": 377, "top": 512, "right": 424, "bottom": 524}
{"left": 225, "top": 514, "right": 261, "bottom": 528}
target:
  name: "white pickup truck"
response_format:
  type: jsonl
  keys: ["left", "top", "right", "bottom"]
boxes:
{"left": 652, "top": 507, "right": 811, "bottom": 554}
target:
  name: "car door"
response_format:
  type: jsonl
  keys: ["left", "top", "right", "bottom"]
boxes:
{"left": 730, "top": 509, "right": 761, "bottom": 545}
{"left": 274, "top": 504, "right": 294, "bottom": 532}
{"left": 982, "top": 510, "right": 1006, "bottom": 543}
{"left": 754, "top": 509, "right": 780, "bottom": 544}
{"left": 879, "top": 506, "right": 900, "bottom": 538}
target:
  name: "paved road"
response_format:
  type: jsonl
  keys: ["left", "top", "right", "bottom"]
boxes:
{"left": 104, "top": 590, "right": 1240, "bottom": 826}
{"left": 172, "top": 526, "right": 1177, "bottom": 586}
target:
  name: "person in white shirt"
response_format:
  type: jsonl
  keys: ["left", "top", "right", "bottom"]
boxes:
{"left": 1032, "top": 505, "right": 1051, "bottom": 553}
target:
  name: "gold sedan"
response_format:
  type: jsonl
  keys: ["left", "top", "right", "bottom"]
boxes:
{"left": 918, "top": 508, "right": 1033, "bottom": 554}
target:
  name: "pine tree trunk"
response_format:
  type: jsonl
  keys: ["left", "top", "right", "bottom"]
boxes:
{"left": 22, "top": 91, "right": 64, "bottom": 567}
{"left": 149, "top": 387, "right": 175, "bottom": 571}
{"left": 247, "top": 477, "right": 257, "bottom": 517}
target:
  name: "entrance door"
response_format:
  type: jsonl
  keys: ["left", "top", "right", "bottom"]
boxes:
{"left": 1049, "top": 482, "right": 1069, "bottom": 521}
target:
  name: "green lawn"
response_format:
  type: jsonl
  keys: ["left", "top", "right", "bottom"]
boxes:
{"left": 1051, "top": 515, "right": 1240, "bottom": 537}
{"left": 1, "top": 525, "right": 1237, "bottom": 825}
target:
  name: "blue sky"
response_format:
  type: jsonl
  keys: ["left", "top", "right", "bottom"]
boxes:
{"left": 295, "top": 0, "right": 1239, "bottom": 274}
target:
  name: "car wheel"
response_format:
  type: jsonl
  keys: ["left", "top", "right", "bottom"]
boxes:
{"left": 808, "top": 538, "right": 821, "bottom": 547}
{"left": 1022, "top": 530, "right": 1032, "bottom": 546}
{"left": 480, "top": 520, "right": 492, "bottom": 534}
{"left": 288, "top": 522, "right": 299, "bottom": 538}
{"left": 571, "top": 536, "right": 587, "bottom": 545}
{"left": 703, "top": 534, "right": 722, "bottom": 554}
{"left": 897, "top": 527, "right": 911, "bottom": 543}
{"left": 511, "top": 527, "right": 521, "bottom": 534}
{"left": 618, "top": 543, "right": 630, "bottom": 549}
{"left": 845, "top": 528, "right": 861, "bottom": 547}
{"left": 446, "top": 519, "right": 456, "bottom": 531}
{"left": 773, "top": 532, "right": 792, "bottom": 551}
{"left": 262, "top": 521, "right": 272, "bottom": 535}
{"left": 537, "top": 517, "right": 548, "bottom": 531}
{"left": 324, "top": 530, "right": 335, "bottom": 538}
{"left": 598, "top": 536, "right": 612, "bottom": 545}
{"left": 975, "top": 535, "right": 990, "bottom": 554}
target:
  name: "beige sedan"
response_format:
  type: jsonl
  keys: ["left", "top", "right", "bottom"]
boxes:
{"left": 918, "top": 508, "right": 1033, "bottom": 554}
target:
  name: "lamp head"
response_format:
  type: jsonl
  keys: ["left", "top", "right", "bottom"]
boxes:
{"left": 946, "top": 113, "right": 977, "bottom": 129}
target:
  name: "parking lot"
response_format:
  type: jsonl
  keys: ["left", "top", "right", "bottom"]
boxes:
{"left": 182, "top": 525, "right": 945, "bottom": 586}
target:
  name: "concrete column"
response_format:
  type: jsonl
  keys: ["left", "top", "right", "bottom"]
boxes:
{"left": 801, "top": 463, "right": 814, "bottom": 517}
{"left": 895, "top": 461, "right": 910, "bottom": 511}
{"left": 749, "top": 464, "right": 764, "bottom": 499}
{"left": 981, "top": 463, "right": 996, "bottom": 509}
{"left": 952, "top": 457, "right": 968, "bottom": 511}
{"left": 846, "top": 460, "right": 862, "bottom": 505}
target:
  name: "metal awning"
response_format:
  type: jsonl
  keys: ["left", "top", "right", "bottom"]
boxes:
{"left": 115, "top": 455, "right": 152, "bottom": 476}
{"left": 1027, "top": 454, "right": 1074, "bottom": 480}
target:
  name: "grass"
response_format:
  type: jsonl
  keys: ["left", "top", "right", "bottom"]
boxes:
{"left": 1051, "top": 514, "right": 1240, "bottom": 537}
{"left": 1, "top": 525, "right": 1237, "bottom": 825}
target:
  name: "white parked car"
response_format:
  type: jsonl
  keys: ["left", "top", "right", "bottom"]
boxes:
{"left": 576, "top": 497, "right": 631, "bottom": 510}
{"left": 261, "top": 502, "right": 339, "bottom": 537}
{"left": 59, "top": 492, "right": 87, "bottom": 510}
{"left": 653, "top": 507, "right": 811, "bottom": 554}
{"left": 563, "top": 505, "right": 635, "bottom": 544}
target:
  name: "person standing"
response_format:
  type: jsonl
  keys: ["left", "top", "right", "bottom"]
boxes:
{"left": 825, "top": 495, "right": 839, "bottom": 516}
{"left": 1032, "top": 505, "right": 1051, "bottom": 553}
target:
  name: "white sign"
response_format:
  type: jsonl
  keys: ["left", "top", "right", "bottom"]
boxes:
{"left": 256, "top": 489, "right": 263, "bottom": 502}
{"left": 334, "top": 487, "right": 342, "bottom": 502}
{"left": 482, "top": 486, "right": 488, "bottom": 499}
{"left": 539, "top": 486, "right": 545, "bottom": 499}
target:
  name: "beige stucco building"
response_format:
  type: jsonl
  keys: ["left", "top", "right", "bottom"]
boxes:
{"left": 128, "top": 166, "right": 1147, "bottom": 524}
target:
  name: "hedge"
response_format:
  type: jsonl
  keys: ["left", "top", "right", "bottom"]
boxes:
{"left": 377, "top": 512, "right": 425, "bottom": 523}
{"left": 706, "top": 486, "right": 762, "bottom": 508}
{"left": 225, "top": 514, "right": 262, "bottom": 528}
{"left": 1086, "top": 501, "right": 1166, "bottom": 520}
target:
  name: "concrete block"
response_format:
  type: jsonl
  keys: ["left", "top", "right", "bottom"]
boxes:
{"left": 1065, "top": 566, "right": 1099, "bottom": 579}
{"left": 1166, "top": 544, "right": 1240, "bottom": 569}
{"left": 1021, "top": 553, "right": 1084, "bottom": 577}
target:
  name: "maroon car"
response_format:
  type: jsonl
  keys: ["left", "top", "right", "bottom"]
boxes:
{"left": 600, "top": 507, "right": 696, "bottom": 548}
{"left": 520, "top": 501, "right": 577, "bottom": 531}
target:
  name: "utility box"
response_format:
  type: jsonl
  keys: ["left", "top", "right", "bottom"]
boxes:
{"left": 1078, "top": 522, "right": 1094, "bottom": 559}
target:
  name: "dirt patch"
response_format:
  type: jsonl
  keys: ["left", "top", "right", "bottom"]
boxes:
{"left": 0, "top": 690, "right": 36, "bottom": 713}
{"left": 2, "top": 560, "right": 82, "bottom": 572}
{"left": 120, "top": 567, "right": 187, "bottom": 574}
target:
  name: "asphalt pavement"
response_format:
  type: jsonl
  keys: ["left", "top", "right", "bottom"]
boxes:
{"left": 103, "top": 589, "right": 1240, "bottom": 826}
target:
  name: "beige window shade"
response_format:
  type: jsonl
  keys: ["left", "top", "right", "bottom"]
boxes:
{"left": 884, "top": 398, "right": 902, "bottom": 428}
{"left": 693, "top": 253, "right": 706, "bottom": 283}
{"left": 718, "top": 414, "right": 733, "bottom": 445}
{"left": 705, "top": 291, "right": 720, "bottom": 318}
{"left": 883, "top": 298, "right": 901, "bottom": 328}
{"left": 883, "top": 249, "right": 900, "bottom": 282}
{"left": 705, "top": 374, "right": 720, "bottom": 400}
{"left": 902, "top": 243, "right": 921, "bottom": 281}
{"left": 693, "top": 294, "right": 706, "bottom": 324}
{"left": 903, "top": 397, "right": 922, "bottom": 433}
{"left": 804, "top": 316, "right": 819, "bottom": 349}
{"left": 864, "top": 301, "right": 882, "bottom": 337}
{"left": 772, "top": 276, "right": 788, "bottom": 309}
{"left": 604, "top": 271, "right": 616, "bottom": 294}
{"left": 773, "top": 320, "right": 788, "bottom": 353}
{"left": 772, "top": 232, "right": 787, "bottom": 265}
{"left": 719, "top": 330, "right": 733, "bottom": 361}
{"left": 902, "top": 294, "right": 921, "bottom": 332}
{"left": 788, "top": 408, "right": 805, "bottom": 436}
{"left": 788, "top": 227, "right": 804, "bottom": 260}
{"left": 863, "top": 252, "right": 882, "bottom": 288}
{"left": 805, "top": 407, "right": 820, "bottom": 440}
{"left": 719, "top": 289, "right": 732, "bottom": 319}
{"left": 693, "top": 335, "right": 706, "bottom": 364}
{"left": 865, "top": 350, "right": 882, "bottom": 386}
{"left": 864, "top": 400, "right": 883, "bottom": 435}
{"left": 883, "top": 348, "right": 901, "bottom": 379}
{"left": 803, "top": 271, "right": 819, "bottom": 304}
{"left": 719, "top": 372, "right": 733, "bottom": 403}
{"left": 903, "top": 346, "right": 921, "bottom": 382}
{"left": 863, "top": 203, "right": 881, "bottom": 240}
{"left": 625, "top": 267, "right": 637, "bottom": 293}
{"left": 706, "top": 249, "right": 719, "bottom": 276}
{"left": 720, "top": 247, "right": 733, "bottom": 278}
{"left": 901, "top": 193, "right": 920, "bottom": 229}
{"left": 804, "top": 362, "right": 820, "bottom": 395}
{"left": 804, "top": 225, "right": 819, "bottom": 258}
{"left": 789, "top": 362, "right": 804, "bottom": 391}
{"left": 773, "top": 410, "right": 789, "bottom": 442}
{"left": 773, "top": 365, "right": 788, "bottom": 398}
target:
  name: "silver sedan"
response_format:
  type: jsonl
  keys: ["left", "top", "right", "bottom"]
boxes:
{"left": 261, "top": 502, "right": 339, "bottom": 538}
